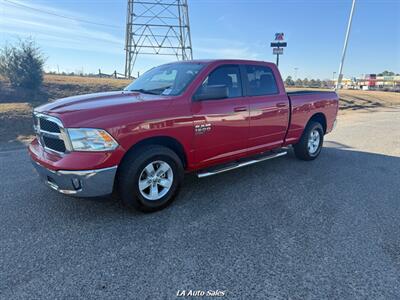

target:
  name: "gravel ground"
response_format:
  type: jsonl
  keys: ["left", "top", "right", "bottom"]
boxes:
{"left": 0, "top": 108, "right": 399, "bottom": 299}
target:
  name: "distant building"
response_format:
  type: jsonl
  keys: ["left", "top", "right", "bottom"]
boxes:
{"left": 376, "top": 75, "right": 400, "bottom": 90}
{"left": 334, "top": 77, "right": 356, "bottom": 89}
{"left": 335, "top": 74, "right": 400, "bottom": 91}
{"left": 358, "top": 74, "right": 377, "bottom": 90}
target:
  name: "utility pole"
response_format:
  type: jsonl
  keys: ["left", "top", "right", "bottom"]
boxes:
{"left": 294, "top": 67, "right": 298, "bottom": 80}
{"left": 335, "top": 0, "right": 356, "bottom": 90}
{"left": 124, "top": 0, "right": 193, "bottom": 78}
{"left": 333, "top": 71, "right": 336, "bottom": 87}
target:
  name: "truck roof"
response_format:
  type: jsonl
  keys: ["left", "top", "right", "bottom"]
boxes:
{"left": 171, "top": 59, "right": 276, "bottom": 66}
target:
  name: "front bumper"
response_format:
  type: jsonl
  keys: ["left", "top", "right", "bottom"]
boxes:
{"left": 31, "top": 160, "right": 117, "bottom": 197}
{"left": 332, "top": 119, "right": 338, "bottom": 131}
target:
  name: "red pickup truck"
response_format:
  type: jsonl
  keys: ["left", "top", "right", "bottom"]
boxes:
{"left": 29, "top": 59, "right": 338, "bottom": 211}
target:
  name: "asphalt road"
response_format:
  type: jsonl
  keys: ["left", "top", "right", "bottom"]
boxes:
{"left": 1, "top": 108, "right": 399, "bottom": 299}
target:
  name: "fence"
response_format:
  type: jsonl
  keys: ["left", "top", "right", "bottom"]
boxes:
{"left": 98, "top": 69, "right": 131, "bottom": 79}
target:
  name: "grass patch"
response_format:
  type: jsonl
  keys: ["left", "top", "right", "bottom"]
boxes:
{"left": 0, "top": 74, "right": 132, "bottom": 146}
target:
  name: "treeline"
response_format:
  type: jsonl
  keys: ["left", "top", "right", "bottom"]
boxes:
{"left": 46, "top": 70, "right": 128, "bottom": 79}
{"left": 377, "top": 71, "right": 399, "bottom": 76}
{"left": 46, "top": 71, "right": 101, "bottom": 77}
{"left": 284, "top": 76, "right": 333, "bottom": 88}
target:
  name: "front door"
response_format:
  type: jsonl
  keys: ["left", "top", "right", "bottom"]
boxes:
{"left": 191, "top": 64, "right": 249, "bottom": 167}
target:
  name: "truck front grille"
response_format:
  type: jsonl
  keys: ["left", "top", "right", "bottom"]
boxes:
{"left": 33, "top": 113, "right": 68, "bottom": 154}
{"left": 39, "top": 118, "right": 61, "bottom": 133}
{"left": 42, "top": 136, "right": 66, "bottom": 152}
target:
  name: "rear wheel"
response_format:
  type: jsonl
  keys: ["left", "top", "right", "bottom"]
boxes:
{"left": 293, "top": 121, "right": 324, "bottom": 161}
{"left": 118, "top": 145, "right": 184, "bottom": 212}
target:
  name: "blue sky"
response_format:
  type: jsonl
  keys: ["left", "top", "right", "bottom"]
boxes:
{"left": 0, "top": 0, "right": 399, "bottom": 80}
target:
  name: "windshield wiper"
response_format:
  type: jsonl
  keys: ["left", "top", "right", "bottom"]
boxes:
{"left": 129, "top": 89, "right": 159, "bottom": 95}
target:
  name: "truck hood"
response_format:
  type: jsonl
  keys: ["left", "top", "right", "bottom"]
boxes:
{"left": 35, "top": 91, "right": 167, "bottom": 114}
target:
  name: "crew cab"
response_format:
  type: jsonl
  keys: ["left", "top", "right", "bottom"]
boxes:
{"left": 29, "top": 59, "right": 338, "bottom": 212}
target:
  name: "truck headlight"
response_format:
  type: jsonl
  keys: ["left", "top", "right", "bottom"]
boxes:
{"left": 67, "top": 128, "right": 118, "bottom": 151}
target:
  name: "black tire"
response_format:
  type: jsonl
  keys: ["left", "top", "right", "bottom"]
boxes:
{"left": 293, "top": 121, "right": 324, "bottom": 161}
{"left": 117, "top": 145, "right": 184, "bottom": 212}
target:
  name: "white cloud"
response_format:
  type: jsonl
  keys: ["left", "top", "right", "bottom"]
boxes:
{"left": 194, "top": 38, "right": 262, "bottom": 60}
{"left": 0, "top": 0, "right": 124, "bottom": 50}
{"left": 217, "top": 15, "right": 226, "bottom": 22}
{"left": 0, "top": 1, "right": 263, "bottom": 74}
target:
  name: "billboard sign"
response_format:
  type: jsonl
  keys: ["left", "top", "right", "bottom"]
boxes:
{"left": 270, "top": 33, "right": 286, "bottom": 67}
{"left": 275, "top": 33, "right": 284, "bottom": 41}
{"left": 270, "top": 42, "right": 287, "bottom": 47}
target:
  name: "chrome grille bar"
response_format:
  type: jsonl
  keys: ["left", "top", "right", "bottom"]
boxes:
{"left": 33, "top": 111, "right": 72, "bottom": 154}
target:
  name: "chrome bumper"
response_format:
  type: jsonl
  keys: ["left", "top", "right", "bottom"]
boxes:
{"left": 31, "top": 160, "right": 117, "bottom": 197}
{"left": 332, "top": 119, "right": 338, "bottom": 131}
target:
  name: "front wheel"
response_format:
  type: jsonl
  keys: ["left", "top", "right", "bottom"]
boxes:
{"left": 117, "top": 145, "right": 184, "bottom": 212}
{"left": 293, "top": 121, "right": 324, "bottom": 161}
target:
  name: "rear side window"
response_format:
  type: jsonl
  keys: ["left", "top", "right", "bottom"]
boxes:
{"left": 245, "top": 65, "right": 278, "bottom": 96}
{"left": 199, "top": 65, "right": 243, "bottom": 98}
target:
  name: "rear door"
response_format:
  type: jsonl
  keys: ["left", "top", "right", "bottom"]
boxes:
{"left": 242, "top": 64, "right": 290, "bottom": 153}
{"left": 191, "top": 64, "right": 249, "bottom": 166}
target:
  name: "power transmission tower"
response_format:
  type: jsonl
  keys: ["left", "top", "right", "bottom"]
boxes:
{"left": 124, "top": 0, "right": 193, "bottom": 78}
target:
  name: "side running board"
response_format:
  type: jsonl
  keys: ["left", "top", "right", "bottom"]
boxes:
{"left": 197, "top": 150, "right": 287, "bottom": 178}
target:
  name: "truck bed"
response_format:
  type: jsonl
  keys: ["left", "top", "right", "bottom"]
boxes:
{"left": 284, "top": 89, "right": 339, "bottom": 145}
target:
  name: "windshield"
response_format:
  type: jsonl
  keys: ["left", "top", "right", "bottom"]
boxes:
{"left": 125, "top": 62, "right": 205, "bottom": 96}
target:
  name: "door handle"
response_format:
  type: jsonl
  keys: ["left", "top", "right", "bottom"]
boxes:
{"left": 276, "top": 102, "right": 287, "bottom": 108}
{"left": 234, "top": 106, "right": 247, "bottom": 112}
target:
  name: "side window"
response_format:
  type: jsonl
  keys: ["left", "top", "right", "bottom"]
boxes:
{"left": 197, "top": 65, "right": 243, "bottom": 99}
{"left": 245, "top": 65, "right": 278, "bottom": 96}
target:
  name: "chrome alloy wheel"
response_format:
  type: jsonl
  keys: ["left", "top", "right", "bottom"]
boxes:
{"left": 308, "top": 129, "right": 321, "bottom": 154}
{"left": 138, "top": 160, "right": 173, "bottom": 201}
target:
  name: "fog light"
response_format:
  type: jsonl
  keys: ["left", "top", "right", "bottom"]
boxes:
{"left": 72, "top": 178, "right": 82, "bottom": 190}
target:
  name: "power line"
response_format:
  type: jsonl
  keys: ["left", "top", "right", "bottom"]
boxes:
{"left": 2, "top": 0, "right": 123, "bottom": 29}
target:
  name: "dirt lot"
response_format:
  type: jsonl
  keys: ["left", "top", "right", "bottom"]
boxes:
{"left": 0, "top": 75, "right": 399, "bottom": 147}
{"left": 287, "top": 87, "right": 400, "bottom": 112}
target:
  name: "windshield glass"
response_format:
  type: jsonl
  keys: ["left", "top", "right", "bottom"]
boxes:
{"left": 125, "top": 62, "right": 205, "bottom": 96}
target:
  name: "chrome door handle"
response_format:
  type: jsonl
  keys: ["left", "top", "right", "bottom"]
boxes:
{"left": 276, "top": 102, "right": 287, "bottom": 108}
{"left": 234, "top": 106, "right": 247, "bottom": 112}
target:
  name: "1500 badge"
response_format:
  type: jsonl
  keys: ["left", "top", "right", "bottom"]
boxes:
{"left": 195, "top": 123, "right": 212, "bottom": 135}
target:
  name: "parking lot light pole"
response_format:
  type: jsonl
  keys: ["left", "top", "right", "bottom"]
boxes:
{"left": 335, "top": 0, "right": 356, "bottom": 91}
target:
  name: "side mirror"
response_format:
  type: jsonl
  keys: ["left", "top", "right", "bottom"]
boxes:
{"left": 193, "top": 85, "right": 228, "bottom": 101}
